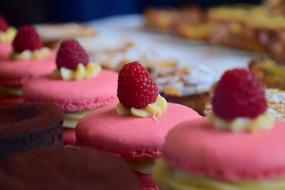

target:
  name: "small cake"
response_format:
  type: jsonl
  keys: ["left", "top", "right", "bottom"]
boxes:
{"left": 0, "top": 103, "right": 63, "bottom": 160}
{"left": 0, "top": 147, "right": 140, "bottom": 190}
{"left": 153, "top": 68, "right": 285, "bottom": 190}
{"left": 76, "top": 62, "right": 200, "bottom": 190}
{"left": 0, "top": 15, "right": 16, "bottom": 60}
{"left": 0, "top": 25, "right": 55, "bottom": 102}
{"left": 23, "top": 39, "right": 118, "bottom": 145}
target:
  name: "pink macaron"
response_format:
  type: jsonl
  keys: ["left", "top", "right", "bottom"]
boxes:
{"left": 153, "top": 69, "right": 285, "bottom": 190}
{"left": 163, "top": 118, "right": 285, "bottom": 181}
{"left": 0, "top": 25, "right": 55, "bottom": 99}
{"left": 76, "top": 62, "right": 201, "bottom": 190}
{"left": 76, "top": 103, "right": 200, "bottom": 189}
{"left": 23, "top": 38, "right": 118, "bottom": 145}
{"left": 0, "top": 42, "right": 12, "bottom": 60}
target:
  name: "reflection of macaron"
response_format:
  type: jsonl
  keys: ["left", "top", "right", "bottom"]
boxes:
{"left": 154, "top": 69, "right": 285, "bottom": 190}
{"left": 0, "top": 15, "right": 16, "bottom": 60}
{"left": 0, "top": 25, "right": 55, "bottom": 101}
{"left": 0, "top": 148, "right": 140, "bottom": 190}
{"left": 23, "top": 39, "right": 118, "bottom": 145}
{"left": 0, "top": 103, "right": 63, "bottom": 160}
{"left": 76, "top": 62, "right": 200, "bottom": 190}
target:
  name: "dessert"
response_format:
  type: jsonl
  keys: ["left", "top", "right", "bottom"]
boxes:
{"left": 0, "top": 25, "right": 55, "bottom": 102}
{"left": 144, "top": 2, "right": 285, "bottom": 62}
{"left": 0, "top": 15, "right": 16, "bottom": 60}
{"left": 36, "top": 23, "right": 95, "bottom": 48}
{"left": 249, "top": 57, "right": 285, "bottom": 90}
{"left": 23, "top": 39, "right": 118, "bottom": 145}
{"left": 0, "top": 103, "right": 63, "bottom": 160}
{"left": 153, "top": 68, "right": 285, "bottom": 190}
{"left": 0, "top": 147, "right": 140, "bottom": 190}
{"left": 76, "top": 62, "right": 200, "bottom": 190}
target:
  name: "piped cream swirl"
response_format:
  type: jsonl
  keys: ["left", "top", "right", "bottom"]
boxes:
{"left": 0, "top": 27, "right": 16, "bottom": 42}
{"left": 52, "top": 62, "right": 101, "bottom": 81}
{"left": 208, "top": 112, "right": 274, "bottom": 132}
{"left": 116, "top": 95, "right": 167, "bottom": 118}
{"left": 11, "top": 47, "right": 50, "bottom": 60}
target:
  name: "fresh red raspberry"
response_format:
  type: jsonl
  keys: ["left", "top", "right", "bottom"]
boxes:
{"left": 12, "top": 25, "right": 42, "bottom": 53}
{"left": 212, "top": 68, "right": 267, "bottom": 120}
{"left": 0, "top": 15, "right": 8, "bottom": 32}
{"left": 56, "top": 39, "right": 89, "bottom": 70}
{"left": 118, "top": 61, "right": 159, "bottom": 109}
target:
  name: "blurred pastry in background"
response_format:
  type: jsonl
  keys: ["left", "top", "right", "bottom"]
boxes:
{"left": 36, "top": 23, "right": 95, "bottom": 48}
{"left": 144, "top": 3, "right": 285, "bottom": 62}
{"left": 157, "top": 65, "right": 218, "bottom": 115}
{"left": 249, "top": 57, "right": 285, "bottom": 90}
{"left": 144, "top": 5, "right": 208, "bottom": 38}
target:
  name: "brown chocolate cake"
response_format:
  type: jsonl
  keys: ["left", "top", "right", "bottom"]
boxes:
{"left": 0, "top": 148, "right": 140, "bottom": 190}
{"left": 0, "top": 103, "right": 64, "bottom": 159}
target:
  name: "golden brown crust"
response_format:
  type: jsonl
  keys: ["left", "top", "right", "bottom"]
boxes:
{"left": 162, "top": 92, "right": 209, "bottom": 115}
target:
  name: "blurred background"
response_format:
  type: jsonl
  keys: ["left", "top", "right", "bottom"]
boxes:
{"left": 1, "top": 0, "right": 262, "bottom": 25}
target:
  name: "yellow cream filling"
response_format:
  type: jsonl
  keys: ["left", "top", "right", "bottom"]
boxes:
{"left": 63, "top": 109, "right": 94, "bottom": 128}
{"left": 52, "top": 62, "right": 101, "bottom": 81}
{"left": 0, "top": 27, "right": 16, "bottom": 42}
{"left": 153, "top": 159, "right": 285, "bottom": 190}
{"left": 128, "top": 159, "right": 156, "bottom": 175}
{"left": 11, "top": 47, "right": 50, "bottom": 60}
{"left": 116, "top": 95, "right": 167, "bottom": 118}
{"left": 0, "top": 85, "right": 22, "bottom": 97}
{"left": 208, "top": 112, "right": 274, "bottom": 132}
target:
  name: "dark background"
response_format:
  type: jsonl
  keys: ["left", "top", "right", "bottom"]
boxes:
{"left": 1, "top": 0, "right": 262, "bottom": 26}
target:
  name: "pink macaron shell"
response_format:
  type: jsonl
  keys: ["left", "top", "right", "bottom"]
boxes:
{"left": 0, "top": 52, "right": 56, "bottom": 86}
{"left": 0, "top": 42, "right": 12, "bottom": 60}
{"left": 163, "top": 117, "right": 285, "bottom": 182}
{"left": 23, "top": 70, "right": 118, "bottom": 112}
{"left": 134, "top": 171, "right": 159, "bottom": 190}
{"left": 76, "top": 103, "right": 200, "bottom": 160}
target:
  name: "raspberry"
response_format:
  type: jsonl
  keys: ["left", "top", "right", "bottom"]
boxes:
{"left": 56, "top": 39, "right": 89, "bottom": 70}
{"left": 117, "top": 61, "right": 159, "bottom": 108}
{"left": 212, "top": 69, "right": 267, "bottom": 120}
{"left": 0, "top": 15, "right": 8, "bottom": 32}
{"left": 12, "top": 25, "right": 42, "bottom": 53}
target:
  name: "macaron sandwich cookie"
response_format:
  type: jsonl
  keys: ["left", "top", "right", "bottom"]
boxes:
{"left": 0, "top": 25, "right": 55, "bottom": 102}
{"left": 153, "top": 69, "right": 285, "bottom": 190}
{"left": 23, "top": 38, "right": 118, "bottom": 145}
{"left": 0, "top": 148, "right": 140, "bottom": 190}
{"left": 0, "top": 15, "right": 16, "bottom": 60}
{"left": 0, "top": 103, "right": 63, "bottom": 160}
{"left": 76, "top": 62, "right": 201, "bottom": 190}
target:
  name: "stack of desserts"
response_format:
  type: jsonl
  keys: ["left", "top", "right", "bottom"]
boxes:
{"left": 1, "top": 10, "right": 285, "bottom": 190}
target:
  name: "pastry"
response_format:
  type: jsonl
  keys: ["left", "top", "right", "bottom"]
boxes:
{"left": 249, "top": 57, "right": 285, "bottom": 90}
{"left": 154, "top": 68, "right": 285, "bottom": 190}
{"left": 36, "top": 23, "right": 95, "bottom": 48}
{"left": 76, "top": 62, "right": 200, "bottom": 190}
{"left": 0, "top": 147, "right": 140, "bottom": 190}
{"left": 0, "top": 25, "right": 55, "bottom": 102}
{"left": 0, "top": 103, "right": 63, "bottom": 160}
{"left": 144, "top": 2, "right": 285, "bottom": 62}
{"left": 0, "top": 15, "right": 16, "bottom": 60}
{"left": 23, "top": 38, "right": 118, "bottom": 145}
